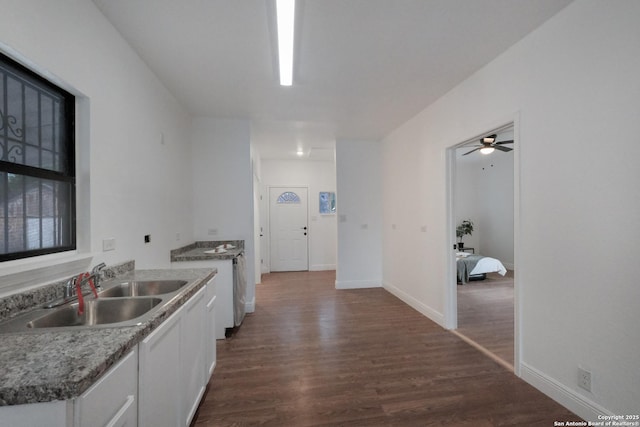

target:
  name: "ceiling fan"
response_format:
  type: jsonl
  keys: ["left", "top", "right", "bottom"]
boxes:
{"left": 463, "top": 134, "right": 513, "bottom": 156}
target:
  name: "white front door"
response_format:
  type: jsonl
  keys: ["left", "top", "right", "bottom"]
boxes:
{"left": 269, "top": 187, "right": 308, "bottom": 271}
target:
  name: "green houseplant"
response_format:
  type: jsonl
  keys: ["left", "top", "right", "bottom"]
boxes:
{"left": 456, "top": 219, "right": 474, "bottom": 250}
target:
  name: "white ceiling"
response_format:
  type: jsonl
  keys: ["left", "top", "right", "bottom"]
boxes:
{"left": 93, "top": 0, "right": 572, "bottom": 160}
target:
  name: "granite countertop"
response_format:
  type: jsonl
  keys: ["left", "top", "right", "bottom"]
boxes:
{"left": 170, "top": 240, "right": 244, "bottom": 262}
{"left": 0, "top": 267, "right": 216, "bottom": 406}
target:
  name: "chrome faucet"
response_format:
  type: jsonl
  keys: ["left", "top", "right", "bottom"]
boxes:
{"left": 45, "top": 263, "right": 108, "bottom": 309}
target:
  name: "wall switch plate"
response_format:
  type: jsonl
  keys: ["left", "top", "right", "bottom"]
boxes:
{"left": 578, "top": 367, "right": 591, "bottom": 392}
{"left": 102, "top": 238, "right": 116, "bottom": 252}
{"left": 144, "top": 234, "right": 151, "bottom": 244}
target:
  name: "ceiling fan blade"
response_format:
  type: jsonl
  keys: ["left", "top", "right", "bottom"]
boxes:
{"left": 495, "top": 145, "right": 513, "bottom": 152}
{"left": 494, "top": 140, "right": 514, "bottom": 145}
{"left": 463, "top": 147, "right": 482, "bottom": 156}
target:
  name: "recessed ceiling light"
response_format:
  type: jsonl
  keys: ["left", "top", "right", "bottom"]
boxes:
{"left": 296, "top": 149, "right": 304, "bottom": 156}
{"left": 276, "top": 0, "right": 295, "bottom": 86}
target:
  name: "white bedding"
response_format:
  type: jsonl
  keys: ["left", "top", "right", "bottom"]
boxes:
{"left": 469, "top": 256, "right": 507, "bottom": 276}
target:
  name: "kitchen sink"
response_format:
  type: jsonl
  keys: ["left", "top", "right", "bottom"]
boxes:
{"left": 98, "top": 280, "right": 188, "bottom": 297}
{"left": 27, "top": 297, "right": 163, "bottom": 328}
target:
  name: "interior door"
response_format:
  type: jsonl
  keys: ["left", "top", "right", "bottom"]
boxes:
{"left": 269, "top": 187, "right": 308, "bottom": 271}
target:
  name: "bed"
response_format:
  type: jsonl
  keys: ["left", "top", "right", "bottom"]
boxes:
{"left": 456, "top": 253, "right": 507, "bottom": 284}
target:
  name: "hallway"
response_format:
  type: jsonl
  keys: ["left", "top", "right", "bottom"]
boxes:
{"left": 193, "top": 271, "right": 577, "bottom": 426}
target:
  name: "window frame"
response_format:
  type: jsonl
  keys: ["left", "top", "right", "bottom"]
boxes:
{"left": 0, "top": 52, "right": 76, "bottom": 262}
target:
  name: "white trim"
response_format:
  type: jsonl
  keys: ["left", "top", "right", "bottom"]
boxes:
{"left": 0, "top": 252, "right": 93, "bottom": 296}
{"left": 383, "top": 280, "right": 446, "bottom": 328}
{"left": 310, "top": 264, "right": 336, "bottom": 271}
{"left": 335, "top": 279, "right": 381, "bottom": 290}
{"left": 520, "top": 362, "right": 612, "bottom": 422}
{"left": 245, "top": 297, "right": 255, "bottom": 313}
{"left": 444, "top": 116, "right": 522, "bottom": 375}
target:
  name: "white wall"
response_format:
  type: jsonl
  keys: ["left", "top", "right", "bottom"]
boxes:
{"left": 191, "top": 117, "right": 256, "bottom": 307}
{"left": 455, "top": 147, "right": 514, "bottom": 268}
{"left": 260, "top": 159, "right": 337, "bottom": 272}
{"left": 382, "top": 0, "right": 640, "bottom": 419}
{"left": 335, "top": 140, "right": 382, "bottom": 289}
{"left": 0, "top": 0, "right": 193, "bottom": 284}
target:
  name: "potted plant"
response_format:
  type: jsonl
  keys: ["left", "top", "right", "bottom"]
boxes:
{"left": 456, "top": 219, "right": 474, "bottom": 250}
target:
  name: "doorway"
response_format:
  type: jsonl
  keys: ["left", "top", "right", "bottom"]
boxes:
{"left": 269, "top": 186, "right": 309, "bottom": 271}
{"left": 446, "top": 122, "right": 519, "bottom": 372}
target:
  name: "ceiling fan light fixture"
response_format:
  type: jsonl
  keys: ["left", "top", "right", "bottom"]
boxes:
{"left": 480, "top": 146, "right": 495, "bottom": 155}
{"left": 276, "top": 0, "right": 295, "bottom": 86}
{"left": 482, "top": 135, "right": 496, "bottom": 144}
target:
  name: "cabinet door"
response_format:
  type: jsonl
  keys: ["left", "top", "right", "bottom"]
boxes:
{"left": 181, "top": 286, "right": 206, "bottom": 427}
{"left": 74, "top": 348, "right": 138, "bottom": 427}
{"left": 139, "top": 306, "right": 183, "bottom": 427}
{"left": 205, "top": 292, "right": 217, "bottom": 379}
{"left": 171, "top": 260, "right": 233, "bottom": 338}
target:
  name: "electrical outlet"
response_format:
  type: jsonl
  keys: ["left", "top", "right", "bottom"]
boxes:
{"left": 578, "top": 367, "right": 591, "bottom": 392}
{"left": 144, "top": 234, "right": 151, "bottom": 244}
{"left": 102, "top": 238, "right": 116, "bottom": 251}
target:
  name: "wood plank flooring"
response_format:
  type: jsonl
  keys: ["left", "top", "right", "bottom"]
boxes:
{"left": 193, "top": 271, "right": 578, "bottom": 426}
{"left": 457, "top": 271, "right": 515, "bottom": 367}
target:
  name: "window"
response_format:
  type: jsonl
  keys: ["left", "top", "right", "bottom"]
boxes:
{"left": 276, "top": 191, "right": 300, "bottom": 204}
{"left": 319, "top": 192, "right": 336, "bottom": 214}
{"left": 0, "top": 53, "right": 75, "bottom": 262}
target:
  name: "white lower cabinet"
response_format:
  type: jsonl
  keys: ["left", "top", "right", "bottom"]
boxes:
{"left": 138, "top": 302, "right": 183, "bottom": 427}
{"left": 0, "top": 280, "right": 216, "bottom": 427}
{"left": 172, "top": 260, "right": 232, "bottom": 339}
{"left": 139, "top": 285, "right": 209, "bottom": 427}
{"left": 74, "top": 348, "right": 138, "bottom": 427}
{"left": 0, "top": 349, "right": 138, "bottom": 427}
{"left": 205, "top": 276, "right": 217, "bottom": 378}
{"left": 180, "top": 286, "right": 207, "bottom": 427}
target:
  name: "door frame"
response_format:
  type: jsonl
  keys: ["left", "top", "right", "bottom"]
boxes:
{"left": 266, "top": 185, "right": 310, "bottom": 272}
{"left": 444, "top": 116, "right": 522, "bottom": 376}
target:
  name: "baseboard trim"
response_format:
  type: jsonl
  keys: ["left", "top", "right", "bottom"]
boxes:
{"left": 310, "top": 264, "right": 336, "bottom": 271}
{"left": 382, "top": 280, "right": 446, "bottom": 328}
{"left": 520, "top": 362, "right": 611, "bottom": 422}
{"left": 335, "top": 279, "right": 381, "bottom": 289}
{"left": 245, "top": 297, "right": 255, "bottom": 313}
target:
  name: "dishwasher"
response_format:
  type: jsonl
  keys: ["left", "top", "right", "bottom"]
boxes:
{"left": 232, "top": 252, "right": 247, "bottom": 327}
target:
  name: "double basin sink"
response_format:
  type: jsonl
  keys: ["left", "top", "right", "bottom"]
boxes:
{"left": 0, "top": 280, "right": 188, "bottom": 332}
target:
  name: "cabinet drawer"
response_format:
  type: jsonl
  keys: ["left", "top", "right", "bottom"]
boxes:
{"left": 74, "top": 348, "right": 138, "bottom": 427}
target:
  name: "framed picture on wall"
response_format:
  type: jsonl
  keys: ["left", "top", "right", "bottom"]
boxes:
{"left": 319, "top": 192, "right": 336, "bottom": 214}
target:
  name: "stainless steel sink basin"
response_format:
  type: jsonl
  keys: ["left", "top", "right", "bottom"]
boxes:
{"left": 27, "top": 297, "right": 162, "bottom": 328}
{"left": 98, "top": 280, "right": 188, "bottom": 297}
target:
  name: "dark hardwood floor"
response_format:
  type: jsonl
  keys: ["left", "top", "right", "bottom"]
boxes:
{"left": 457, "top": 271, "right": 515, "bottom": 367}
{"left": 193, "top": 271, "right": 578, "bottom": 426}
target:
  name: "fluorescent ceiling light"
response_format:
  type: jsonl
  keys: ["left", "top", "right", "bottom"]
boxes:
{"left": 480, "top": 147, "right": 495, "bottom": 155}
{"left": 276, "top": 0, "right": 295, "bottom": 86}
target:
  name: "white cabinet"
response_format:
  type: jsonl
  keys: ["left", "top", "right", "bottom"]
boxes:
{"left": 0, "top": 279, "right": 215, "bottom": 427}
{"left": 205, "top": 277, "right": 217, "bottom": 378}
{"left": 180, "top": 286, "right": 206, "bottom": 427}
{"left": 75, "top": 348, "right": 138, "bottom": 427}
{"left": 0, "top": 350, "right": 138, "bottom": 427}
{"left": 171, "top": 260, "right": 233, "bottom": 339}
{"left": 138, "top": 303, "right": 183, "bottom": 427}
{"left": 139, "top": 285, "right": 208, "bottom": 427}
